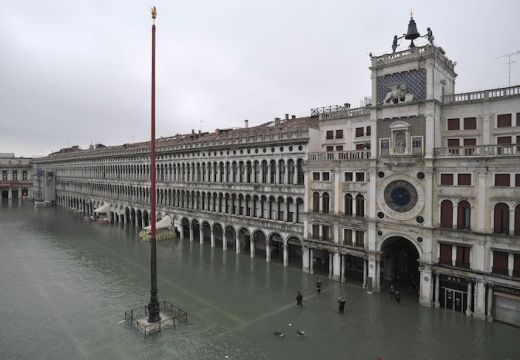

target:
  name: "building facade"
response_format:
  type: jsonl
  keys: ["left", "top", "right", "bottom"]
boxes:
{"left": 30, "top": 35, "right": 520, "bottom": 325}
{"left": 0, "top": 153, "right": 32, "bottom": 200}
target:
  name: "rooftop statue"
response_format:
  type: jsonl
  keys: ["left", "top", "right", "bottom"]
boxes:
{"left": 423, "top": 27, "right": 434, "bottom": 45}
{"left": 392, "top": 35, "right": 404, "bottom": 53}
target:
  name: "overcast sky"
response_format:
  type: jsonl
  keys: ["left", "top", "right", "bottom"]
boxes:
{"left": 1, "top": 0, "right": 519, "bottom": 157}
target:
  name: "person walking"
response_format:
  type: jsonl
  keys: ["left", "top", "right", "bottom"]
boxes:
{"left": 296, "top": 291, "right": 303, "bottom": 308}
{"left": 316, "top": 279, "right": 322, "bottom": 295}
{"left": 338, "top": 296, "right": 346, "bottom": 314}
{"left": 389, "top": 284, "right": 395, "bottom": 299}
{"left": 395, "top": 289, "right": 401, "bottom": 303}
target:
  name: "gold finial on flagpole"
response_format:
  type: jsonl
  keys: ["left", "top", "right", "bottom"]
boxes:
{"left": 151, "top": 6, "right": 157, "bottom": 24}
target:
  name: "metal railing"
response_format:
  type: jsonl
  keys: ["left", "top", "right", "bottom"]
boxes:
{"left": 434, "top": 144, "right": 520, "bottom": 158}
{"left": 308, "top": 150, "right": 371, "bottom": 161}
{"left": 443, "top": 84, "right": 520, "bottom": 104}
{"left": 125, "top": 301, "right": 188, "bottom": 337}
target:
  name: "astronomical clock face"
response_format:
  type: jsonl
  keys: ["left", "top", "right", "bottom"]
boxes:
{"left": 383, "top": 180, "right": 418, "bottom": 213}
{"left": 377, "top": 175, "right": 424, "bottom": 221}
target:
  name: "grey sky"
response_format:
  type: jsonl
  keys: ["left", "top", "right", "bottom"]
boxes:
{"left": 1, "top": 0, "right": 519, "bottom": 157}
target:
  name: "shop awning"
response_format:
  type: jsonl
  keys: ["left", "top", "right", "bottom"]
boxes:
{"left": 94, "top": 203, "right": 110, "bottom": 214}
{"left": 145, "top": 215, "right": 172, "bottom": 231}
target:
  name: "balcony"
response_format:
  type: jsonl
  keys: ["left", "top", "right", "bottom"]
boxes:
{"left": 443, "top": 84, "right": 520, "bottom": 105}
{"left": 434, "top": 144, "right": 520, "bottom": 158}
{"left": 309, "top": 150, "right": 371, "bottom": 161}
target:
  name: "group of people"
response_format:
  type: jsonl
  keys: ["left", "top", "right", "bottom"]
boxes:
{"left": 389, "top": 284, "right": 401, "bottom": 303}
{"left": 296, "top": 279, "right": 347, "bottom": 314}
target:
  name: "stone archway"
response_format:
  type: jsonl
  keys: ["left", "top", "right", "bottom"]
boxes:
{"left": 225, "top": 226, "right": 236, "bottom": 251}
{"left": 191, "top": 220, "right": 200, "bottom": 242}
{"left": 213, "top": 223, "right": 223, "bottom": 248}
{"left": 380, "top": 236, "right": 421, "bottom": 296}
{"left": 268, "top": 232, "right": 283, "bottom": 263}
{"left": 201, "top": 222, "right": 211, "bottom": 245}
{"left": 181, "top": 218, "right": 190, "bottom": 240}
{"left": 239, "top": 228, "right": 251, "bottom": 255}
{"left": 286, "top": 236, "right": 303, "bottom": 268}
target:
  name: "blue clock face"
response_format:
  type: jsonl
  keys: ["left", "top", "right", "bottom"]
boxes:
{"left": 390, "top": 187, "right": 411, "bottom": 206}
{"left": 384, "top": 180, "right": 418, "bottom": 213}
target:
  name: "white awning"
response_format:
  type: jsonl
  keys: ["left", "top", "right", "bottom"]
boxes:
{"left": 94, "top": 203, "right": 110, "bottom": 214}
{"left": 145, "top": 215, "right": 172, "bottom": 231}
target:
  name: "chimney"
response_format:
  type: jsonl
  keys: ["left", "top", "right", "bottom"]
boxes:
{"left": 344, "top": 103, "right": 351, "bottom": 109}
{"left": 285, "top": 113, "right": 289, "bottom": 120}
{"left": 274, "top": 117, "right": 280, "bottom": 125}
{"left": 244, "top": 119, "right": 249, "bottom": 128}
{"left": 291, "top": 115, "right": 296, "bottom": 119}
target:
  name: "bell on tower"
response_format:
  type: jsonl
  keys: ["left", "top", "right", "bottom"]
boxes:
{"left": 404, "top": 13, "right": 420, "bottom": 49}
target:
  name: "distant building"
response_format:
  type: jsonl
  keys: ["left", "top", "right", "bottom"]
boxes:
{"left": 0, "top": 154, "right": 32, "bottom": 200}
{"left": 29, "top": 20, "right": 520, "bottom": 325}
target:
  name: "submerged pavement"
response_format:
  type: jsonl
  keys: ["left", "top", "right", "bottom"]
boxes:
{"left": 0, "top": 202, "right": 519, "bottom": 360}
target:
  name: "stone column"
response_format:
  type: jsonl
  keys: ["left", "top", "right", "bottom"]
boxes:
{"left": 302, "top": 247, "right": 310, "bottom": 272}
{"left": 452, "top": 204, "right": 458, "bottom": 229}
{"left": 283, "top": 244, "right": 288, "bottom": 267}
{"left": 363, "top": 259, "right": 368, "bottom": 288}
{"left": 309, "top": 249, "right": 314, "bottom": 274}
{"left": 476, "top": 172, "right": 487, "bottom": 232}
{"left": 328, "top": 252, "right": 333, "bottom": 279}
{"left": 451, "top": 245, "right": 457, "bottom": 266}
{"left": 466, "top": 282, "right": 473, "bottom": 317}
{"left": 235, "top": 237, "right": 240, "bottom": 254}
{"left": 473, "top": 281, "right": 486, "bottom": 319}
{"left": 434, "top": 273, "right": 440, "bottom": 308}
{"left": 332, "top": 252, "right": 341, "bottom": 281}
{"left": 189, "top": 226, "right": 194, "bottom": 242}
{"left": 509, "top": 210, "right": 516, "bottom": 236}
{"left": 266, "top": 242, "right": 271, "bottom": 262}
{"left": 210, "top": 228, "right": 215, "bottom": 247}
{"left": 223, "top": 232, "right": 227, "bottom": 251}
{"left": 18, "top": 189, "right": 22, "bottom": 199}
{"left": 487, "top": 285, "right": 494, "bottom": 321}
{"left": 8, "top": 189, "right": 12, "bottom": 200}
{"left": 419, "top": 266, "right": 433, "bottom": 306}
{"left": 250, "top": 239, "right": 255, "bottom": 258}
{"left": 508, "top": 253, "right": 514, "bottom": 277}
{"left": 424, "top": 170, "right": 433, "bottom": 227}
{"left": 340, "top": 254, "right": 345, "bottom": 282}
{"left": 200, "top": 226, "right": 204, "bottom": 245}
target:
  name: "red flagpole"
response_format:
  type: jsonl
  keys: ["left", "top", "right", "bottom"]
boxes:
{"left": 148, "top": 6, "right": 160, "bottom": 323}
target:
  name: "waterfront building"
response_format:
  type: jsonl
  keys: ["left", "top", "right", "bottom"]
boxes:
{"left": 0, "top": 153, "right": 32, "bottom": 200}
{"left": 29, "top": 20, "right": 520, "bottom": 326}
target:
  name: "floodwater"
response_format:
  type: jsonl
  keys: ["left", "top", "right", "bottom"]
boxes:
{"left": 0, "top": 201, "right": 519, "bottom": 360}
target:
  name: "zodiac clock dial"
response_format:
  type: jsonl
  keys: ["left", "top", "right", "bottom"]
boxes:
{"left": 383, "top": 180, "right": 418, "bottom": 213}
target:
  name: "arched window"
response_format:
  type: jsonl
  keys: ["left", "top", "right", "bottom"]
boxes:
{"left": 313, "top": 192, "right": 320, "bottom": 213}
{"left": 494, "top": 203, "right": 510, "bottom": 234}
{"left": 457, "top": 200, "right": 471, "bottom": 230}
{"left": 322, "top": 192, "right": 329, "bottom": 214}
{"left": 355, "top": 194, "right": 364, "bottom": 217}
{"left": 515, "top": 204, "right": 520, "bottom": 236}
{"left": 440, "top": 200, "right": 453, "bottom": 228}
{"left": 345, "top": 194, "right": 353, "bottom": 216}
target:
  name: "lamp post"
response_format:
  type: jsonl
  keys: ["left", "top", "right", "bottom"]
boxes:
{"left": 147, "top": 6, "right": 161, "bottom": 323}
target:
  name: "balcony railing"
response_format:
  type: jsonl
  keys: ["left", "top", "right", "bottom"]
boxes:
{"left": 443, "top": 84, "right": 520, "bottom": 104}
{"left": 434, "top": 144, "right": 520, "bottom": 158}
{"left": 310, "top": 105, "right": 371, "bottom": 117}
{"left": 309, "top": 150, "right": 371, "bottom": 161}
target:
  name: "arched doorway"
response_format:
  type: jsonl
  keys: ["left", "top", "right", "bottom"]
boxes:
{"left": 213, "top": 223, "right": 223, "bottom": 248}
{"left": 380, "top": 236, "right": 420, "bottom": 295}
{"left": 181, "top": 218, "right": 190, "bottom": 240}
{"left": 239, "top": 228, "right": 251, "bottom": 255}
{"left": 191, "top": 220, "right": 200, "bottom": 242}
{"left": 286, "top": 237, "right": 303, "bottom": 268}
{"left": 201, "top": 222, "right": 211, "bottom": 245}
{"left": 268, "top": 233, "right": 283, "bottom": 263}
{"left": 225, "top": 226, "right": 236, "bottom": 251}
